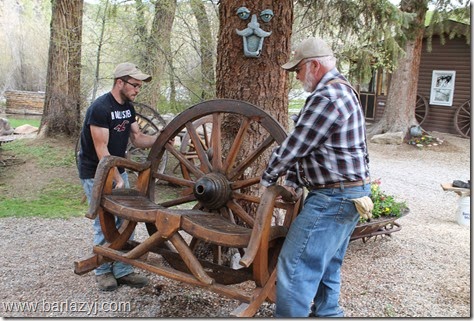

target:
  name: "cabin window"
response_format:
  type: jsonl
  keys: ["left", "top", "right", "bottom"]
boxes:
{"left": 429, "top": 70, "right": 456, "bottom": 107}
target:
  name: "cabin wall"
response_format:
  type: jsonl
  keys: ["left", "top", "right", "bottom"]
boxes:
{"left": 373, "top": 35, "right": 470, "bottom": 136}
{"left": 417, "top": 35, "right": 470, "bottom": 135}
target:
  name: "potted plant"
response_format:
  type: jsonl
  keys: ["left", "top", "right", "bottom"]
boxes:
{"left": 351, "top": 179, "right": 409, "bottom": 242}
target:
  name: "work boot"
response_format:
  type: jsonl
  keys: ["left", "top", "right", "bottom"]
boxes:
{"left": 117, "top": 272, "right": 148, "bottom": 288}
{"left": 95, "top": 272, "right": 118, "bottom": 291}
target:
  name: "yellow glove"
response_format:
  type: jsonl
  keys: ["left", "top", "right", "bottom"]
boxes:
{"left": 351, "top": 196, "right": 374, "bottom": 220}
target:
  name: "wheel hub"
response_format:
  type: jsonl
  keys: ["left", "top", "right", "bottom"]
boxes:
{"left": 193, "top": 172, "right": 232, "bottom": 209}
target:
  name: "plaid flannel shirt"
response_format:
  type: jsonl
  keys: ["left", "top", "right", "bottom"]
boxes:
{"left": 261, "top": 68, "right": 370, "bottom": 188}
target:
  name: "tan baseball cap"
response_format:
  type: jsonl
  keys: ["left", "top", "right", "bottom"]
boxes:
{"left": 113, "top": 62, "right": 152, "bottom": 82}
{"left": 282, "top": 37, "right": 334, "bottom": 71}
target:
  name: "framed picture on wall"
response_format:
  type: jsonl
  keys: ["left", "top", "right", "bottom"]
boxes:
{"left": 429, "top": 70, "right": 456, "bottom": 106}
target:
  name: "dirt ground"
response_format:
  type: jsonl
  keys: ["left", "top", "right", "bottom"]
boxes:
{"left": 0, "top": 131, "right": 470, "bottom": 317}
{"left": 0, "top": 136, "right": 79, "bottom": 199}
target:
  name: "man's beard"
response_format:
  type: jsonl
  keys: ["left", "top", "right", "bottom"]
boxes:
{"left": 303, "top": 66, "right": 316, "bottom": 92}
{"left": 120, "top": 89, "right": 134, "bottom": 103}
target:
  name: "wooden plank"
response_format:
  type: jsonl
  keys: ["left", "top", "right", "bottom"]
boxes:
{"left": 441, "top": 182, "right": 470, "bottom": 196}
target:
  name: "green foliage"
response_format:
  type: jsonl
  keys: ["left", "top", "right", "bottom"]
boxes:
{"left": 7, "top": 118, "right": 41, "bottom": 129}
{"left": 362, "top": 179, "right": 408, "bottom": 223}
{"left": 289, "top": 99, "right": 306, "bottom": 111}
{"left": 1, "top": 139, "right": 75, "bottom": 168}
{"left": 425, "top": 5, "right": 470, "bottom": 51}
{"left": 294, "top": 0, "right": 415, "bottom": 84}
{"left": 294, "top": 0, "right": 469, "bottom": 87}
{"left": 0, "top": 181, "right": 87, "bottom": 218}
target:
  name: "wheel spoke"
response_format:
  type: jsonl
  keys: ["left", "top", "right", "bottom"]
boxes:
{"left": 232, "top": 191, "right": 290, "bottom": 210}
{"left": 139, "top": 120, "right": 155, "bottom": 134}
{"left": 223, "top": 117, "right": 251, "bottom": 174}
{"left": 158, "top": 193, "right": 197, "bottom": 207}
{"left": 458, "top": 122, "right": 470, "bottom": 132}
{"left": 211, "top": 113, "right": 223, "bottom": 170}
{"left": 228, "top": 135, "right": 276, "bottom": 181}
{"left": 232, "top": 191, "right": 261, "bottom": 204}
{"left": 231, "top": 176, "right": 261, "bottom": 190}
{"left": 226, "top": 200, "right": 255, "bottom": 227}
{"left": 166, "top": 142, "right": 204, "bottom": 178}
{"left": 185, "top": 121, "right": 213, "bottom": 172}
{"left": 153, "top": 172, "right": 195, "bottom": 187}
{"left": 459, "top": 105, "right": 470, "bottom": 115}
{"left": 201, "top": 123, "right": 211, "bottom": 149}
{"left": 219, "top": 206, "right": 236, "bottom": 224}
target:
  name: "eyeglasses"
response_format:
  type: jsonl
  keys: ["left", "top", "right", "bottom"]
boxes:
{"left": 294, "top": 59, "right": 307, "bottom": 73}
{"left": 120, "top": 78, "right": 142, "bottom": 89}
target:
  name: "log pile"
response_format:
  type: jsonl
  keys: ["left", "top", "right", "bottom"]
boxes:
{"left": 5, "top": 90, "right": 45, "bottom": 115}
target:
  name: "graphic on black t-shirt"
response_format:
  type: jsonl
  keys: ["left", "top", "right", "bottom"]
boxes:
{"left": 114, "top": 120, "right": 130, "bottom": 132}
{"left": 111, "top": 110, "right": 132, "bottom": 120}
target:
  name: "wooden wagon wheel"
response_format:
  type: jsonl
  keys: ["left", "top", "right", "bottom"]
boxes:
{"left": 454, "top": 99, "right": 470, "bottom": 138}
{"left": 131, "top": 101, "right": 168, "bottom": 132}
{"left": 415, "top": 94, "right": 429, "bottom": 125}
{"left": 125, "top": 113, "right": 168, "bottom": 176}
{"left": 128, "top": 102, "right": 168, "bottom": 175}
{"left": 146, "top": 99, "right": 291, "bottom": 277}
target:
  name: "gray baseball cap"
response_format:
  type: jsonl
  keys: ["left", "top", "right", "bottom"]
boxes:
{"left": 113, "top": 62, "right": 152, "bottom": 82}
{"left": 282, "top": 37, "right": 334, "bottom": 71}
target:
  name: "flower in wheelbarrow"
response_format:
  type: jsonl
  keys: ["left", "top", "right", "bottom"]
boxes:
{"left": 360, "top": 179, "right": 408, "bottom": 223}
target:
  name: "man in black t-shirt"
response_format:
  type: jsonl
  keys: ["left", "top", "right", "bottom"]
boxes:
{"left": 78, "top": 62, "right": 157, "bottom": 291}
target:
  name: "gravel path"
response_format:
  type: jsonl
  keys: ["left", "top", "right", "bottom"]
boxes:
{"left": 0, "top": 132, "right": 470, "bottom": 317}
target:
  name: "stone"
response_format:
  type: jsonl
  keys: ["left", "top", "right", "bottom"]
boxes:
{"left": 0, "top": 118, "right": 14, "bottom": 136}
{"left": 370, "top": 132, "right": 404, "bottom": 145}
{"left": 13, "top": 124, "right": 38, "bottom": 134}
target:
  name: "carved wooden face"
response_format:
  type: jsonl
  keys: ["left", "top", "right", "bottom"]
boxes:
{"left": 235, "top": 6, "right": 274, "bottom": 57}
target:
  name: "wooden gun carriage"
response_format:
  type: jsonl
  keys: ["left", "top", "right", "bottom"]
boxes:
{"left": 74, "top": 99, "right": 303, "bottom": 317}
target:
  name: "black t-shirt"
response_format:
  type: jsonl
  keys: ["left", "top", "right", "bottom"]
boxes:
{"left": 78, "top": 92, "right": 136, "bottom": 179}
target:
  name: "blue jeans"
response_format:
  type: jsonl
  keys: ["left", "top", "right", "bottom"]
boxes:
{"left": 275, "top": 183, "right": 370, "bottom": 317}
{"left": 81, "top": 171, "right": 134, "bottom": 278}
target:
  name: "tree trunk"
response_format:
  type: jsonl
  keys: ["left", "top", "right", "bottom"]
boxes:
{"left": 367, "top": 0, "right": 428, "bottom": 138}
{"left": 216, "top": 0, "right": 293, "bottom": 172}
{"left": 190, "top": 0, "right": 216, "bottom": 100}
{"left": 91, "top": 0, "right": 110, "bottom": 102}
{"left": 40, "top": 0, "right": 83, "bottom": 137}
{"left": 140, "top": 0, "right": 177, "bottom": 109}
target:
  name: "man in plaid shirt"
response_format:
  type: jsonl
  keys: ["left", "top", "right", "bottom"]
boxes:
{"left": 261, "top": 37, "right": 371, "bottom": 317}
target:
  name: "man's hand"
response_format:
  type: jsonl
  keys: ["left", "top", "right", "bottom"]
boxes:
{"left": 113, "top": 167, "right": 125, "bottom": 189}
{"left": 282, "top": 185, "right": 298, "bottom": 199}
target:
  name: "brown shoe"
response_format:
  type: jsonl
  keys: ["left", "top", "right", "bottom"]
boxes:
{"left": 96, "top": 272, "right": 118, "bottom": 291}
{"left": 117, "top": 272, "right": 148, "bottom": 288}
